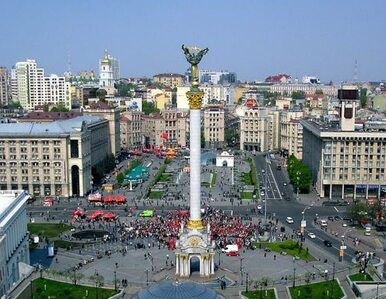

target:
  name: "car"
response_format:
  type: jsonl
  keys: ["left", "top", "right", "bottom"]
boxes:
{"left": 327, "top": 216, "right": 334, "bottom": 221}
{"left": 308, "top": 232, "right": 316, "bottom": 239}
{"left": 323, "top": 240, "right": 332, "bottom": 247}
{"left": 320, "top": 220, "right": 328, "bottom": 227}
{"left": 260, "top": 192, "right": 265, "bottom": 197}
{"left": 334, "top": 215, "right": 342, "bottom": 221}
{"left": 257, "top": 205, "right": 262, "bottom": 210}
{"left": 342, "top": 223, "right": 348, "bottom": 227}
{"left": 286, "top": 217, "right": 294, "bottom": 224}
{"left": 283, "top": 182, "right": 287, "bottom": 186}
{"left": 264, "top": 247, "right": 271, "bottom": 252}
{"left": 225, "top": 251, "right": 239, "bottom": 256}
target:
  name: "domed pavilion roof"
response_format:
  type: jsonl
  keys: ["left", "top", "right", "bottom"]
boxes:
{"left": 133, "top": 280, "right": 224, "bottom": 299}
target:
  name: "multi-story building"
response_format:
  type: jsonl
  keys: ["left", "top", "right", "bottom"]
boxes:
{"left": 0, "top": 190, "right": 30, "bottom": 297}
{"left": 0, "top": 67, "right": 10, "bottom": 106}
{"left": 0, "top": 115, "right": 111, "bottom": 197}
{"left": 199, "top": 70, "right": 237, "bottom": 85}
{"left": 302, "top": 87, "right": 386, "bottom": 201}
{"left": 153, "top": 73, "right": 184, "bottom": 88}
{"left": 11, "top": 59, "right": 71, "bottom": 110}
{"left": 99, "top": 50, "right": 119, "bottom": 89}
{"left": 203, "top": 105, "right": 224, "bottom": 148}
{"left": 269, "top": 83, "right": 337, "bottom": 97}
{"left": 143, "top": 110, "right": 187, "bottom": 148}
{"left": 239, "top": 107, "right": 280, "bottom": 152}
{"left": 82, "top": 101, "right": 120, "bottom": 157}
{"left": 280, "top": 110, "right": 304, "bottom": 160}
{"left": 120, "top": 111, "right": 143, "bottom": 150}
{"left": 177, "top": 84, "right": 235, "bottom": 109}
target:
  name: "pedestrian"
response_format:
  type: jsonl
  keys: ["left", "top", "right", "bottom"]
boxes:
{"left": 274, "top": 255, "right": 276, "bottom": 261}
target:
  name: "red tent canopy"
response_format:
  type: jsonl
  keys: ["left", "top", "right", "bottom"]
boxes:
{"left": 72, "top": 209, "right": 85, "bottom": 216}
{"left": 103, "top": 195, "right": 127, "bottom": 204}
{"left": 88, "top": 210, "right": 104, "bottom": 219}
{"left": 177, "top": 210, "right": 189, "bottom": 216}
{"left": 115, "top": 195, "right": 127, "bottom": 203}
{"left": 103, "top": 212, "right": 117, "bottom": 219}
{"left": 102, "top": 195, "right": 115, "bottom": 203}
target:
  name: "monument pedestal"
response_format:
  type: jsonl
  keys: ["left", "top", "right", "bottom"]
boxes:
{"left": 175, "top": 226, "right": 215, "bottom": 278}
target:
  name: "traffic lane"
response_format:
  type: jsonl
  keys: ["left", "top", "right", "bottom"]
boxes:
{"left": 279, "top": 219, "right": 355, "bottom": 263}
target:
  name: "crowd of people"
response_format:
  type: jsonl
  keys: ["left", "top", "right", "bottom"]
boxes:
{"left": 68, "top": 206, "right": 278, "bottom": 251}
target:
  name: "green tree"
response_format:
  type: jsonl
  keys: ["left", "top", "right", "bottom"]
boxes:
{"left": 116, "top": 172, "right": 124, "bottom": 185}
{"left": 171, "top": 87, "right": 177, "bottom": 105}
{"left": 142, "top": 100, "right": 159, "bottom": 115}
{"left": 291, "top": 90, "right": 306, "bottom": 99}
{"left": 350, "top": 202, "right": 368, "bottom": 222}
{"left": 96, "top": 89, "right": 107, "bottom": 102}
{"left": 50, "top": 103, "right": 69, "bottom": 112}
{"left": 12, "top": 101, "right": 22, "bottom": 109}
{"left": 287, "top": 154, "right": 312, "bottom": 193}
{"left": 360, "top": 88, "right": 368, "bottom": 108}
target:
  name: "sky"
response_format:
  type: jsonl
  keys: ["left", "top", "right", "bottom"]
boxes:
{"left": 2, "top": 0, "right": 386, "bottom": 82}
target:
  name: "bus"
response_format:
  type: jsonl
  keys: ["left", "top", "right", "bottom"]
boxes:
{"left": 139, "top": 210, "right": 154, "bottom": 217}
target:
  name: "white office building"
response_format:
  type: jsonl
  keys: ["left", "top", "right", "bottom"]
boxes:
{"left": 12, "top": 59, "right": 70, "bottom": 110}
{"left": 0, "top": 190, "right": 30, "bottom": 297}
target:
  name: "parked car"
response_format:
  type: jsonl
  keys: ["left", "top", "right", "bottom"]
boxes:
{"left": 308, "top": 232, "right": 316, "bottom": 239}
{"left": 334, "top": 215, "right": 342, "bottom": 221}
{"left": 323, "top": 240, "right": 332, "bottom": 247}
{"left": 225, "top": 251, "right": 239, "bottom": 257}
{"left": 286, "top": 217, "right": 294, "bottom": 224}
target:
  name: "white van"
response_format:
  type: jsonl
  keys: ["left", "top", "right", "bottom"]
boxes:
{"left": 364, "top": 226, "right": 371, "bottom": 236}
{"left": 222, "top": 244, "right": 239, "bottom": 253}
{"left": 320, "top": 220, "right": 328, "bottom": 227}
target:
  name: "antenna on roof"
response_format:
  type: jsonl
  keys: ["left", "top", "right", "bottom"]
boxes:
{"left": 67, "top": 49, "right": 72, "bottom": 75}
{"left": 353, "top": 58, "right": 358, "bottom": 83}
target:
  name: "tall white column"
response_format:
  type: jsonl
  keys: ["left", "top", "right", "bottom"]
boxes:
{"left": 190, "top": 109, "right": 201, "bottom": 222}
{"left": 176, "top": 256, "right": 179, "bottom": 275}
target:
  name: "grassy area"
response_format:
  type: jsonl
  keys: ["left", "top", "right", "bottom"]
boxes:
{"left": 247, "top": 157, "right": 258, "bottom": 188}
{"left": 289, "top": 280, "right": 343, "bottom": 299}
{"left": 241, "top": 289, "right": 275, "bottom": 299}
{"left": 158, "top": 174, "right": 171, "bottom": 182}
{"left": 256, "top": 240, "right": 315, "bottom": 262}
{"left": 32, "top": 278, "right": 117, "bottom": 299}
{"left": 28, "top": 223, "right": 72, "bottom": 238}
{"left": 241, "top": 192, "right": 254, "bottom": 199}
{"left": 54, "top": 240, "right": 85, "bottom": 249}
{"left": 210, "top": 172, "right": 217, "bottom": 188}
{"left": 242, "top": 172, "right": 253, "bottom": 185}
{"left": 349, "top": 272, "right": 373, "bottom": 282}
{"left": 148, "top": 191, "right": 164, "bottom": 199}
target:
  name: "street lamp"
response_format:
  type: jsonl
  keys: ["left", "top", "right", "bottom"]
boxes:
{"left": 341, "top": 229, "right": 352, "bottom": 263}
{"left": 114, "top": 262, "right": 118, "bottom": 291}
{"left": 240, "top": 257, "right": 244, "bottom": 286}
{"left": 146, "top": 269, "right": 149, "bottom": 286}
{"left": 217, "top": 249, "right": 221, "bottom": 266}
{"left": 300, "top": 206, "right": 312, "bottom": 241}
{"left": 296, "top": 171, "right": 300, "bottom": 200}
{"left": 293, "top": 268, "right": 296, "bottom": 288}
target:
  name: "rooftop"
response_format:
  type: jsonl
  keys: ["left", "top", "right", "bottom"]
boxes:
{"left": 19, "top": 111, "right": 83, "bottom": 122}
{"left": 0, "top": 115, "right": 103, "bottom": 136}
{"left": 0, "top": 190, "right": 29, "bottom": 229}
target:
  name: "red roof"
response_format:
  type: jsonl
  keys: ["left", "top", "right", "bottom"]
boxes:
{"left": 19, "top": 111, "right": 82, "bottom": 122}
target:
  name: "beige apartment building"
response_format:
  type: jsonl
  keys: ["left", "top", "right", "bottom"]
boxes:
{"left": 302, "top": 88, "right": 386, "bottom": 201}
{"left": 153, "top": 73, "right": 184, "bottom": 88}
{"left": 280, "top": 110, "right": 304, "bottom": 160}
{"left": 120, "top": 111, "right": 143, "bottom": 150}
{"left": 203, "top": 105, "right": 224, "bottom": 148}
{"left": 0, "top": 116, "right": 110, "bottom": 197}
{"left": 143, "top": 110, "right": 187, "bottom": 148}
{"left": 82, "top": 101, "right": 120, "bottom": 156}
{"left": 240, "top": 107, "right": 280, "bottom": 152}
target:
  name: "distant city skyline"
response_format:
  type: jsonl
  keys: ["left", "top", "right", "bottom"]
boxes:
{"left": 2, "top": 0, "right": 386, "bottom": 82}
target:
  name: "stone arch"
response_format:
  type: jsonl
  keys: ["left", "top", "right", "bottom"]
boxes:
{"left": 71, "top": 165, "right": 80, "bottom": 196}
{"left": 189, "top": 255, "right": 201, "bottom": 274}
{"left": 222, "top": 160, "right": 228, "bottom": 167}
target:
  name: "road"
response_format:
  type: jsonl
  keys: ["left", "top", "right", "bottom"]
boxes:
{"left": 253, "top": 153, "right": 358, "bottom": 263}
